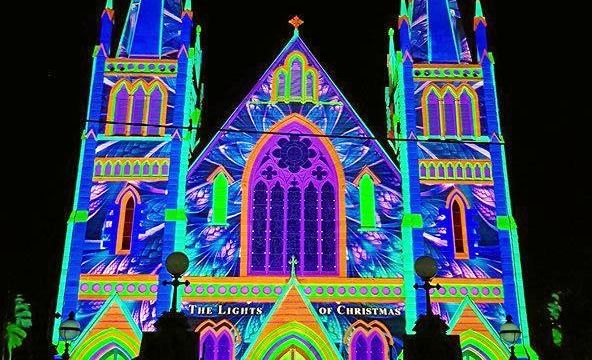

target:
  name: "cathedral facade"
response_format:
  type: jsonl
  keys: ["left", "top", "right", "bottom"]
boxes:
{"left": 53, "top": 0, "right": 537, "bottom": 359}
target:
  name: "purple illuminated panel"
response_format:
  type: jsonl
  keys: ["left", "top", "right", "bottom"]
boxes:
{"left": 246, "top": 121, "right": 341, "bottom": 276}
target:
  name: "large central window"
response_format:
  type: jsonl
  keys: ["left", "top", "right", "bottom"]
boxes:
{"left": 242, "top": 116, "right": 344, "bottom": 277}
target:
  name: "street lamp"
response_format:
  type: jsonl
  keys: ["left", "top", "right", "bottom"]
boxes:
{"left": 59, "top": 311, "right": 81, "bottom": 360}
{"left": 163, "top": 251, "right": 190, "bottom": 313}
{"left": 500, "top": 315, "right": 521, "bottom": 360}
{"left": 413, "top": 255, "right": 441, "bottom": 317}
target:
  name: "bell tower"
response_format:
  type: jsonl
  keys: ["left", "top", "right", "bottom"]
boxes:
{"left": 387, "top": 0, "right": 537, "bottom": 357}
{"left": 53, "top": 0, "right": 203, "bottom": 355}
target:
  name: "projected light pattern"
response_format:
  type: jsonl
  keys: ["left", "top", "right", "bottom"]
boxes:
{"left": 54, "top": 1, "right": 538, "bottom": 359}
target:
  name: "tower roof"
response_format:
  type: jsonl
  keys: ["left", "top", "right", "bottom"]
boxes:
{"left": 117, "top": 0, "right": 185, "bottom": 58}
{"left": 409, "top": 0, "right": 472, "bottom": 63}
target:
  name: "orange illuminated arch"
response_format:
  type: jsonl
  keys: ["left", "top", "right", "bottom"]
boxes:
{"left": 446, "top": 189, "right": 470, "bottom": 259}
{"left": 239, "top": 113, "right": 346, "bottom": 277}
{"left": 115, "top": 186, "right": 141, "bottom": 255}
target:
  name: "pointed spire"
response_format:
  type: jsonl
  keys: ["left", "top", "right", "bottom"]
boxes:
{"left": 184, "top": 0, "right": 192, "bottom": 11}
{"left": 475, "top": 0, "right": 484, "bottom": 18}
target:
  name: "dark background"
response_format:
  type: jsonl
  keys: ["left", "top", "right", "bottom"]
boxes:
{"left": 4, "top": 0, "right": 590, "bottom": 359}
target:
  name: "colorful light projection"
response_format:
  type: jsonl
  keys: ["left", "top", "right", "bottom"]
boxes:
{"left": 55, "top": 1, "right": 538, "bottom": 359}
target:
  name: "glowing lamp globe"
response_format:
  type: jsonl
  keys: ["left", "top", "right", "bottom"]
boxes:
{"left": 59, "top": 312, "right": 81, "bottom": 342}
{"left": 165, "top": 252, "right": 189, "bottom": 277}
{"left": 414, "top": 256, "right": 438, "bottom": 281}
{"left": 500, "top": 316, "right": 521, "bottom": 345}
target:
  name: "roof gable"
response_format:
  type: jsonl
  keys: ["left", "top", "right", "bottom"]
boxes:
{"left": 189, "top": 32, "right": 400, "bottom": 178}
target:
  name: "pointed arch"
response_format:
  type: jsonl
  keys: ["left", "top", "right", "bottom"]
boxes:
{"left": 209, "top": 169, "right": 230, "bottom": 226}
{"left": 458, "top": 85, "right": 481, "bottom": 137}
{"left": 248, "top": 321, "right": 339, "bottom": 360}
{"left": 272, "top": 51, "right": 319, "bottom": 103}
{"left": 443, "top": 88, "right": 458, "bottom": 137}
{"left": 344, "top": 320, "right": 393, "bottom": 360}
{"left": 446, "top": 189, "right": 470, "bottom": 259}
{"left": 354, "top": 167, "right": 380, "bottom": 231}
{"left": 240, "top": 113, "right": 346, "bottom": 277}
{"left": 196, "top": 320, "right": 241, "bottom": 360}
{"left": 107, "top": 80, "right": 133, "bottom": 135}
{"left": 115, "top": 186, "right": 141, "bottom": 255}
{"left": 422, "top": 85, "right": 442, "bottom": 136}
{"left": 145, "top": 80, "right": 168, "bottom": 136}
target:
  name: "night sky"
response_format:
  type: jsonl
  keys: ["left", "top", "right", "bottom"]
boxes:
{"left": 5, "top": 0, "right": 590, "bottom": 358}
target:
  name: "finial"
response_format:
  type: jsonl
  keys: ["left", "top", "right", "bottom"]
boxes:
{"left": 105, "top": 0, "right": 113, "bottom": 10}
{"left": 289, "top": 16, "right": 304, "bottom": 34}
{"left": 289, "top": 256, "right": 298, "bottom": 278}
{"left": 184, "top": 0, "right": 192, "bottom": 11}
{"left": 475, "top": 0, "right": 484, "bottom": 18}
{"left": 388, "top": 28, "right": 395, "bottom": 37}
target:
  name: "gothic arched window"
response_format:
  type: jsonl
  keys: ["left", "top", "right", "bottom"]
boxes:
{"left": 112, "top": 84, "right": 130, "bottom": 135}
{"left": 196, "top": 321, "right": 239, "bottom": 360}
{"left": 443, "top": 92, "right": 457, "bottom": 137}
{"left": 426, "top": 90, "right": 441, "bottom": 136}
{"left": 130, "top": 86, "right": 146, "bottom": 136}
{"left": 208, "top": 168, "right": 232, "bottom": 226}
{"left": 242, "top": 116, "right": 344, "bottom": 276}
{"left": 107, "top": 80, "right": 167, "bottom": 136}
{"left": 447, "top": 191, "right": 469, "bottom": 259}
{"left": 345, "top": 321, "right": 393, "bottom": 360}
{"left": 422, "top": 85, "right": 480, "bottom": 138}
{"left": 147, "top": 84, "right": 165, "bottom": 136}
{"left": 116, "top": 187, "right": 140, "bottom": 255}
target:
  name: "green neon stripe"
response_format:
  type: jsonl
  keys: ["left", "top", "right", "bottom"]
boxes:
{"left": 211, "top": 172, "right": 229, "bottom": 225}
{"left": 165, "top": 208, "right": 187, "bottom": 221}
{"left": 393, "top": 54, "right": 418, "bottom": 333}
{"left": 68, "top": 210, "right": 89, "bottom": 223}
{"left": 359, "top": 174, "right": 377, "bottom": 229}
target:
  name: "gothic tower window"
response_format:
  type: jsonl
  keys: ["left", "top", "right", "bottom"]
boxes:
{"left": 443, "top": 91, "right": 457, "bottom": 137}
{"left": 115, "top": 187, "right": 141, "bottom": 255}
{"left": 446, "top": 190, "right": 470, "bottom": 259}
{"left": 241, "top": 115, "right": 345, "bottom": 277}
{"left": 426, "top": 90, "right": 441, "bottom": 136}
{"left": 107, "top": 80, "right": 168, "bottom": 136}
{"left": 422, "top": 85, "right": 480, "bottom": 138}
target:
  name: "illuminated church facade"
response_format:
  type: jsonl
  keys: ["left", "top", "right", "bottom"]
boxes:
{"left": 53, "top": 0, "right": 538, "bottom": 359}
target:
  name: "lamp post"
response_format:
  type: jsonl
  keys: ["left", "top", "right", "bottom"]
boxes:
{"left": 413, "top": 255, "right": 441, "bottom": 317}
{"left": 163, "top": 252, "right": 190, "bottom": 313}
{"left": 403, "top": 256, "right": 462, "bottom": 359}
{"left": 500, "top": 315, "right": 521, "bottom": 360}
{"left": 59, "top": 312, "right": 81, "bottom": 360}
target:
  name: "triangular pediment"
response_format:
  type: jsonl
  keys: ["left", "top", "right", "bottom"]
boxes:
{"left": 244, "top": 280, "right": 340, "bottom": 360}
{"left": 447, "top": 297, "right": 509, "bottom": 359}
{"left": 188, "top": 31, "right": 400, "bottom": 181}
{"left": 70, "top": 294, "right": 142, "bottom": 359}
